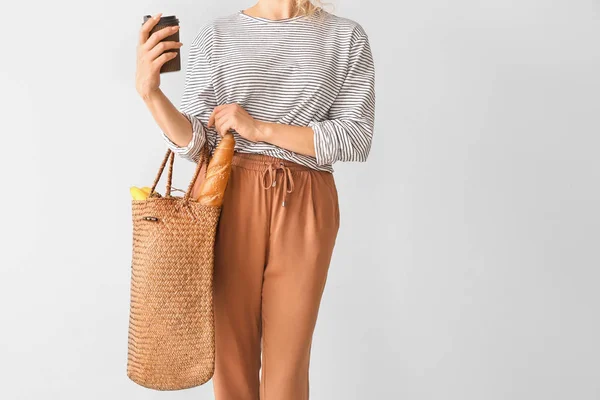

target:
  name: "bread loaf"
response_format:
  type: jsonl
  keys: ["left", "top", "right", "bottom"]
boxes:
{"left": 195, "top": 133, "right": 235, "bottom": 206}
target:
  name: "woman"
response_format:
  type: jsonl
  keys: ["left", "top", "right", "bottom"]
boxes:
{"left": 135, "top": 1, "right": 375, "bottom": 398}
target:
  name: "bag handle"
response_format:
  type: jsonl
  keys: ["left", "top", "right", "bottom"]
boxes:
{"left": 183, "top": 144, "right": 210, "bottom": 203}
{"left": 149, "top": 144, "right": 210, "bottom": 204}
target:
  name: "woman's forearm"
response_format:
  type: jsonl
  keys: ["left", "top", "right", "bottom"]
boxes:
{"left": 255, "top": 120, "right": 316, "bottom": 158}
{"left": 143, "top": 89, "right": 194, "bottom": 148}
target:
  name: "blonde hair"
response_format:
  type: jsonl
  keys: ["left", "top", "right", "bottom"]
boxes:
{"left": 293, "top": 0, "right": 332, "bottom": 18}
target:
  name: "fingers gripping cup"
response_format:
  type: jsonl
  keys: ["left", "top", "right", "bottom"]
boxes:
{"left": 143, "top": 15, "right": 181, "bottom": 73}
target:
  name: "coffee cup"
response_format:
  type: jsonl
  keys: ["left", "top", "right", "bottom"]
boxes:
{"left": 142, "top": 15, "right": 181, "bottom": 73}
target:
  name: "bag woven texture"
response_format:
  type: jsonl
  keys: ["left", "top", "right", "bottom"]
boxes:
{"left": 127, "top": 146, "right": 221, "bottom": 390}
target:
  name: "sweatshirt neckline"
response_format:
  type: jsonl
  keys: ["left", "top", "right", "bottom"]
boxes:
{"left": 237, "top": 9, "right": 312, "bottom": 23}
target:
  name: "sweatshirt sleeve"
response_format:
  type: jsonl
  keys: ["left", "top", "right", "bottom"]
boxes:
{"left": 308, "top": 27, "right": 376, "bottom": 166}
{"left": 160, "top": 35, "right": 217, "bottom": 163}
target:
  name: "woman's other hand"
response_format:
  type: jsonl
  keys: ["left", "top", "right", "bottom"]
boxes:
{"left": 207, "top": 104, "right": 264, "bottom": 142}
{"left": 135, "top": 13, "right": 183, "bottom": 100}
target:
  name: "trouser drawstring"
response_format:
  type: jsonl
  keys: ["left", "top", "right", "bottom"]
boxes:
{"left": 261, "top": 162, "right": 295, "bottom": 207}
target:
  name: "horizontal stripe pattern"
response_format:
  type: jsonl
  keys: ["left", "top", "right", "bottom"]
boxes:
{"left": 161, "top": 8, "right": 376, "bottom": 172}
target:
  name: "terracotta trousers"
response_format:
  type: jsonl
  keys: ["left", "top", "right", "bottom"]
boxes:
{"left": 211, "top": 152, "right": 340, "bottom": 400}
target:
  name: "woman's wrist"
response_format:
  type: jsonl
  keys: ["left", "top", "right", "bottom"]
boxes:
{"left": 251, "top": 120, "right": 316, "bottom": 157}
{"left": 141, "top": 87, "right": 164, "bottom": 104}
{"left": 254, "top": 120, "right": 274, "bottom": 143}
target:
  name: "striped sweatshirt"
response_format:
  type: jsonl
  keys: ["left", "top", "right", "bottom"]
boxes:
{"left": 161, "top": 8, "right": 376, "bottom": 172}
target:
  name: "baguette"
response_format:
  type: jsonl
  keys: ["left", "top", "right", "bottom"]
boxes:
{"left": 195, "top": 132, "right": 235, "bottom": 206}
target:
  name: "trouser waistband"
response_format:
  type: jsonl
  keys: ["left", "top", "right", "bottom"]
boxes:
{"left": 231, "top": 152, "right": 311, "bottom": 172}
{"left": 231, "top": 152, "right": 311, "bottom": 207}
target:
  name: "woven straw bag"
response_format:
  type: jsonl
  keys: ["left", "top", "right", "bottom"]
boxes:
{"left": 127, "top": 146, "right": 221, "bottom": 390}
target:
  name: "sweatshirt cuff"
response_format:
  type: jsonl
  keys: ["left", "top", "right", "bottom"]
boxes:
{"left": 160, "top": 112, "right": 206, "bottom": 162}
{"left": 308, "top": 120, "right": 334, "bottom": 166}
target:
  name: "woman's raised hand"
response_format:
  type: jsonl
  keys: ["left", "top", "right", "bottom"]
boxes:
{"left": 135, "top": 13, "right": 183, "bottom": 99}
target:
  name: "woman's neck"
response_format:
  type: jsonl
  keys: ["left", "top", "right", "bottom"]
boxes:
{"left": 243, "top": 0, "right": 298, "bottom": 20}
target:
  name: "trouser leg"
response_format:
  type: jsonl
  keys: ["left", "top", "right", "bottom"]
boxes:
{"left": 212, "top": 165, "right": 270, "bottom": 400}
{"left": 259, "top": 168, "right": 340, "bottom": 400}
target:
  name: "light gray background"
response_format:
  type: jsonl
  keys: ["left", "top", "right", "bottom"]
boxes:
{"left": 1, "top": 0, "right": 599, "bottom": 399}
